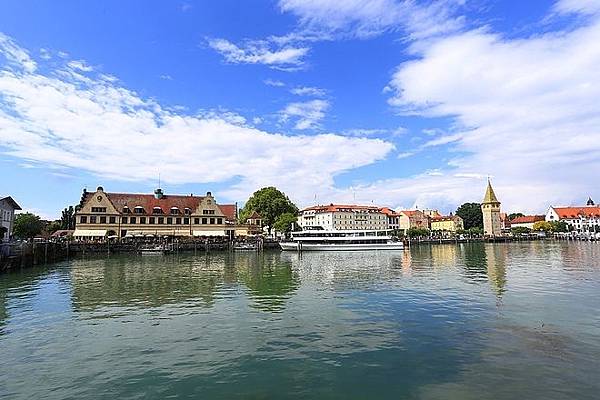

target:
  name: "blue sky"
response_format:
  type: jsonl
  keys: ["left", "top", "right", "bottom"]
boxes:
{"left": 1, "top": 0, "right": 600, "bottom": 219}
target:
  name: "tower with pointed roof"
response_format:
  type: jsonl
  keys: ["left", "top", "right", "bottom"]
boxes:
{"left": 481, "top": 180, "right": 502, "bottom": 236}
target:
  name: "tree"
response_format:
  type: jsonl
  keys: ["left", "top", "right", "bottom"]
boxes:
{"left": 407, "top": 227, "right": 429, "bottom": 238}
{"left": 273, "top": 212, "right": 297, "bottom": 235}
{"left": 47, "top": 221, "right": 62, "bottom": 234}
{"left": 511, "top": 226, "right": 531, "bottom": 235}
{"left": 467, "top": 226, "right": 484, "bottom": 236}
{"left": 508, "top": 212, "right": 524, "bottom": 221}
{"left": 13, "top": 213, "right": 44, "bottom": 239}
{"left": 61, "top": 206, "right": 75, "bottom": 230}
{"left": 549, "top": 220, "right": 568, "bottom": 233}
{"left": 455, "top": 203, "right": 483, "bottom": 230}
{"left": 240, "top": 187, "right": 298, "bottom": 233}
{"left": 532, "top": 221, "right": 553, "bottom": 232}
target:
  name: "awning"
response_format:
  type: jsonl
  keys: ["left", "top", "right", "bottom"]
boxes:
{"left": 73, "top": 229, "right": 107, "bottom": 237}
{"left": 193, "top": 230, "right": 227, "bottom": 237}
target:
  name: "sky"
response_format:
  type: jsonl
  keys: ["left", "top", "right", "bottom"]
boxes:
{"left": 1, "top": 0, "right": 600, "bottom": 219}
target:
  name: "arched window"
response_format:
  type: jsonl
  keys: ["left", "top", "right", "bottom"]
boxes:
{"left": 153, "top": 206, "right": 163, "bottom": 215}
{"left": 170, "top": 207, "right": 180, "bottom": 215}
{"left": 134, "top": 206, "right": 145, "bottom": 214}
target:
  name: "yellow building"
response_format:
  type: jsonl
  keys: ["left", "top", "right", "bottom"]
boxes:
{"left": 73, "top": 186, "right": 237, "bottom": 239}
{"left": 430, "top": 215, "right": 464, "bottom": 233}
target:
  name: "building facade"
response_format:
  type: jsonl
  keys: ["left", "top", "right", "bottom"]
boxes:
{"left": 430, "top": 215, "right": 464, "bottom": 233}
{"left": 545, "top": 199, "right": 600, "bottom": 234}
{"left": 481, "top": 180, "right": 502, "bottom": 236}
{"left": 74, "top": 187, "right": 237, "bottom": 239}
{"left": 398, "top": 210, "right": 430, "bottom": 231}
{"left": 0, "top": 196, "right": 22, "bottom": 242}
{"left": 298, "top": 204, "right": 388, "bottom": 231}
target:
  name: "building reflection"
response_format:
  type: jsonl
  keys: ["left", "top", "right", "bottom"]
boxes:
{"left": 459, "top": 243, "right": 507, "bottom": 296}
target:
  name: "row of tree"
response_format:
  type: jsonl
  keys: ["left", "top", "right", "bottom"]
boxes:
{"left": 10, "top": 206, "right": 76, "bottom": 240}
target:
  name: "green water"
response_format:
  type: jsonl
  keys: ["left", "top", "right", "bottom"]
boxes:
{"left": 1, "top": 242, "right": 599, "bottom": 399}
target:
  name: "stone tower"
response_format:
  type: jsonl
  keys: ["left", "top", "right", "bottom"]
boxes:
{"left": 481, "top": 180, "right": 501, "bottom": 236}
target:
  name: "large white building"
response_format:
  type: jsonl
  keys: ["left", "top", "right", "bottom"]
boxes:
{"left": 298, "top": 204, "right": 388, "bottom": 231}
{"left": 0, "top": 196, "right": 22, "bottom": 242}
{"left": 545, "top": 198, "right": 600, "bottom": 234}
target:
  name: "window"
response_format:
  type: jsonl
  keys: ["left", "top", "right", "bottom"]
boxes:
{"left": 203, "top": 209, "right": 215, "bottom": 215}
{"left": 210, "top": 217, "right": 215, "bottom": 224}
{"left": 167, "top": 217, "right": 173, "bottom": 225}
{"left": 194, "top": 218, "right": 200, "bottom": 224}
{"left": 140, "top": 217, "right": 146, "bottom": 224}
{"left": 90, "top": 216, "right": 97, "bottom": 223}
{"left": 123, "top": 207, "right": 131, "bottom": 214}
{"left": 202, "top": 218, "right": 207, "bottom": 224}
{"left": 176, "top": 217, "right": 182, "bottom": 225}
{"left": 184, "top": 218, "right": 189, "bottom": 225}
{"left": 130, "top": 217, "right": 136, "bottom": 224}
{"left": 109, "top": 216, "right": 116, "bottom": 224}
{"left": 158, "top": 217, "right": 164, "bottom": 224}
{"left": 170, "top": 208, "right": 180, "bottom": 215}
{"left": 80, "top": 216, "right": 87, "bottom": 223}
{"left": 122, "top": 217, "right": 128, "bottom": 224}
{"left": 153, "top": 207, "right": 163, "bottom": 214}
{"left": 217, "top": 218, "right": 222, "bottom": 224}
{"left": 91, "top": 207, "right": 107, "bottom": 213}
{"left": 184, "top": 208, "right": 191, "bottom": 215}
{"left": 134, "top": 206, "right": 145, "bottom": 214}
{"left": 149, "top": 217, "right": 155, "bottom": 224}
{"left": 100, "top": 216, "right": 106, "bottom": 224}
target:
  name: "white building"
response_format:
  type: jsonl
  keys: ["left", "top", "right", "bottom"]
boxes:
{"left": 545, "top": 198, "right": 600, "bottom": 234}
{"left": 0, "top": 196, "right": 22, "bottom": 242}
{"left": 298, "top": 204, "right": 388, "bottom": 231}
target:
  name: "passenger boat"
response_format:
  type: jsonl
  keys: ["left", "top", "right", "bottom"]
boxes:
{"left": 279, "top": 229, "right": 404, "bottom": 251}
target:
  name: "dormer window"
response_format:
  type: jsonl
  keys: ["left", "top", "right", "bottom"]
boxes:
{"left": 153, "top": 207, "right": 163, "bottom": 215}
{"left": 184, "top": 207, "right": 191, "bottom": 215}
{"left": 170, "top": 207, "right": 180, "bottom": 215}
{"left": 134, "top": 206, "right": 145, "bottom": 214}
{"left": 123, "top": 206, "right": 131, "bottom": 214}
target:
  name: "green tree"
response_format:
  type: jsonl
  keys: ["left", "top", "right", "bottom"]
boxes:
{"left": 13, "top": 213, "right": 44, "bottom": 239}
{"left": 508, "top": 212, "right": 524, "bottom": 221}
{"left": 511, "top": 226, "right": 531, "bottom": 235}
{"left": 549, "top": 220, "right": 568, "bottom": 232}
{"left": 467, "top": 226, "right": 484, "bottom": 236}
{"left": 61, "top": 206, "right": 75, "bottom": 230}
{"left": 273, "top": 212, "right": 297, "bottom": 235}
{"left": 407, "top": 227, "right": 429, "bottom": 238}
{"left": 532, "top": 221, "right": 553, "bottom": 232}
{"left": 47, "top": 220, "right": 62, "bottom": 234}
{"left": 455, "top": 203, "right": 483, "bottom": 230}
{"left": 240, "top": 187, "right": 298, "bottom": 233}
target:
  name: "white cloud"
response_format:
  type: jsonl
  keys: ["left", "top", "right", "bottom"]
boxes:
{"left": 380, "top": 2, "right": 600, "bottom": 212}
{"left": 278, "top": 0, "right": 465, "bottom": 40}
{"left": 290, "top": 86, "right": 326, "bottom": 96}
{"left": 396, "top": 151, "right": 414, "bottom": 159}
{"left": 264, "top": 79, "right": 285, "bottom": 87}
{"left": 280, "top": 99, "right": 330, "bottom": 129}
{"left": 554, "top": 0, "right": 600, "bottom": 15}
{"left": 0, "top": 34, "right": 393, "bottom": 207}
{"left": 342, "top": 126, "right": 407, "bottom": 138}
{"left": 160, "top": 74, "right": 173, "bottom": 80}
{"left": 0, "top": 33, "right": 36, "bottom": 73}
{"left": 207, "top": 38, "right": 308, "bottom": 68}
{"left": 67, "top": 60, "right": 94, "bottom": 72}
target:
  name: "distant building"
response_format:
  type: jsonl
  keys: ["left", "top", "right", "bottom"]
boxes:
{"left": 430, "top": 214, "right": 464, "bottom": 233}
{"left": 398, "top": 210, "right": 430, "bottom": 231}
{"left": 481, "top": 180, "right": 502, "bottom": 236}
{"left": 380, "top": 207, "right": 401, "bottom": 230}
{"left": 421, "top": 209, "right": 441, "bottom": 218}
{"left": 510, "top": 215, "right": 545, "bottom": 230}
{"left": 298, "top": 204, "right": 388, "bottom": 231}
{"left": 0, "top": 196, "right": 22, "bottom": 242}
{"left": 74, "top": 187, "right": 236, "bottom": 239}
{"left": 499, "top": 213, "right": 511, "bottom": 231}
{"left": 545, "top": 198, "right": 600, "bottom": 234}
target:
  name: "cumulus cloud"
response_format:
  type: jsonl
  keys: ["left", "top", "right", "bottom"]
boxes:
{"left": 264, "top": 78, "right": 285, "bottom": 87}
{"left": 0, "top": 34, "right": 393, "bottom": 206}
{"left": 280, "top": 99, "right": 330, "bottom": 129}
{"left": 380, "top": 1, "right": 600, "bottom": 212}
{"left": 207, "top": 37, "right": 308, "bottom": 69}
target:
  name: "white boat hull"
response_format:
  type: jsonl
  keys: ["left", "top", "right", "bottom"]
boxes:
{"left": 279, "top": 242, "right": 404, "bottom": 251}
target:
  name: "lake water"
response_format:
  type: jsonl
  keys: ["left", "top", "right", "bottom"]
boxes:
{"left": 1, "top": 242, "right": 599, "bottom": 399}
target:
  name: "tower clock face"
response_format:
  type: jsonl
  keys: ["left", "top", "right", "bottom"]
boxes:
{"left": 97, "top": 196, "right": 103, "bottom": 202}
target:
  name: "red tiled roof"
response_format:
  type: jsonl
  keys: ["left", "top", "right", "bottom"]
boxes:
{"left": 379, "top": 207, "right": 400, "bottom": 216}
{"left": 552, "top": 206, "right": 600, "bottom": 219}
{"left": 431, "top": 215, "right": 459, "bottom": 222}
{"left": 399, "top": 210, "right": 423, "bottom": 217}
{"left": 510, "top": 215, "right": 545, "bottom": 224}
{"left": 219, "top": 204, "right": 237, "bottom": 221}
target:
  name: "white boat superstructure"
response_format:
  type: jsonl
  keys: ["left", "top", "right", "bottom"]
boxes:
{"left": 279, "top": 229, "right": 404, "bottom": 251}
